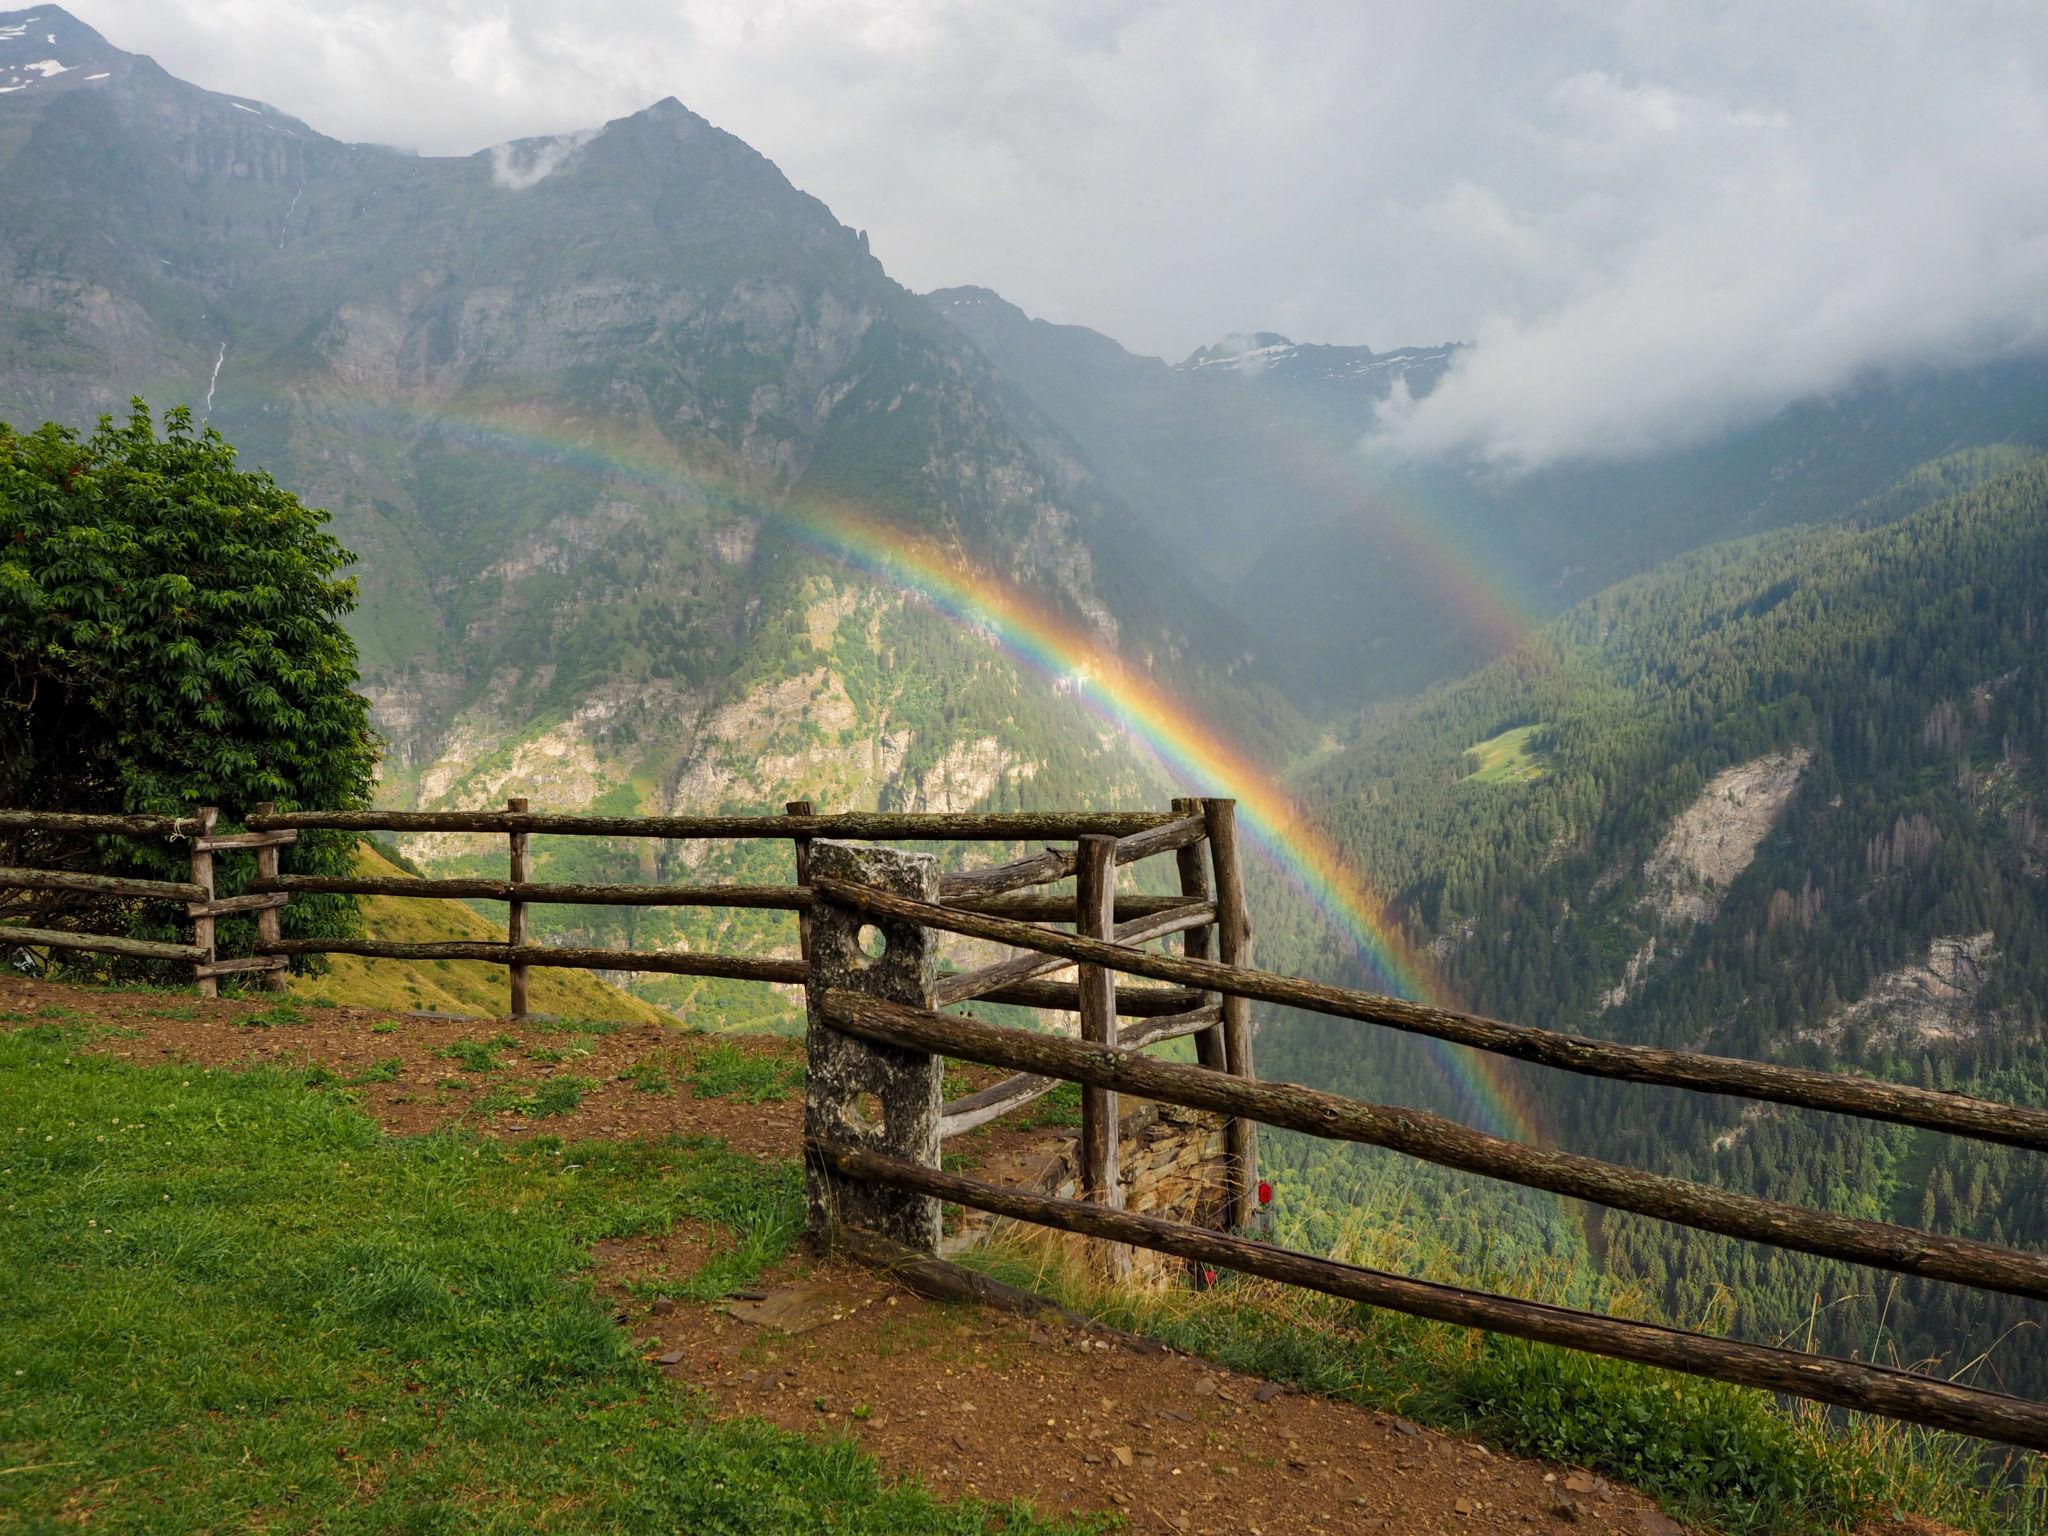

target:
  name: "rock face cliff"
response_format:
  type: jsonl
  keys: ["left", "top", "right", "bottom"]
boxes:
{"left": 0, "top": 8, "right": 1292, "bottom": 1022}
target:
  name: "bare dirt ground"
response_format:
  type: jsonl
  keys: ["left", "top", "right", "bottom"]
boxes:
{"left": 0, "top": 975, "right": 1749, "bottom": 1533}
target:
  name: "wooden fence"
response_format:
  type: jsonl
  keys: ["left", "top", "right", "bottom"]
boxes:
{"left": 0, "top": 807, "right": 291, "bottom": 995}
{"left": 8, "top": 797, "right": 2048, "bottom": 1450}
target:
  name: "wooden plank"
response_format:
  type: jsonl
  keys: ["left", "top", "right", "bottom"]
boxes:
{"left": 816, "top": 1141, "right": 2048, "bottom": 1454}
{"left": 262, "top": 937, "right": 805, "bottom": 984}
{"left": 186, "top": 891, "right": 290, "bottom": 917}
{"left": 194, "top": 954, "right": 291, "bottom": 979}
{"left": 253, "top": 873, "right": 813, "bottom": 909}
{"left": 932, "top": 902, "right": 1213, "bottom": 1006}
{"left": 0, "top": 810, "right": 201, "bottom": 837}
{"left": 506, "top": 797, "right": 530, "bottom": 1020}
{"left": 0, "top": 865, "right": 205, "bottom": 903}
{"left": 945, "top": 892, "right": 1192, "bottom": 921}
{"left": 192, "top": 830, "right": 299, "bottom": 852}
{"left": 191, "top": 808, "right": 218, "bottom": 998}
{"left": 939, "top": 1072, "right": 1063, "bottom": 1137}
{"left": 251, "top": 802, "right": 287, "bottom": 993}
{"left": 937, "top": 1006, "right": 1222, "bottom": 1137}
{"left": 788, "top": 800, "right": 816, "bottom": 971}
{"left": 246, "top": 808, "right": 1177, "bottom": 841}
{"left": 969, "top": 978, "right": 1206, "bottom": 1016}
{"left": 937, "top": 814, "right": 1206, "bottom": 902}
{"left": 1075, "top": 836, "right": 1122, "bottom": 1250}
{"left": 822, "top": 992, "right": 2048, "bottom": 1302}
{"left": 0, "top": 925, "right": 205, "bottom": 962}
{"left": 1172, "top": 796, "right": 1227, "bottom": 1074}
{"left": 814, "top": 877, "right": 2048, "bottom": 1154}
{"left": 1206, "top": 798, "right": 1257, "bottom": 1228}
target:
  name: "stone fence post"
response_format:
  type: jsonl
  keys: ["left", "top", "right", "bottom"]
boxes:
{"left": 803, "top": 840, "right": 943, "bottom": 1251}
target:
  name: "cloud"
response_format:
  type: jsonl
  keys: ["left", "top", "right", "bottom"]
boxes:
{"left": 75, "top": 0, "right": 2048, "bottom": 466}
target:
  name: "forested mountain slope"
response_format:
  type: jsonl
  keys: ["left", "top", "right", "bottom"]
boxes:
{"left": 1262, "top": 450, "right": 2048, "bottom": 1389}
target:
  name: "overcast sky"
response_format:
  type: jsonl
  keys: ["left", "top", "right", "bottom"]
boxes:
{"left": 80, "top": 0, "right": 2048, "bottom": 465}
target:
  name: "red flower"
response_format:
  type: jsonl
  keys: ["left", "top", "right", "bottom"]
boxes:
{"left": 1199, "top": 1268, "right": 1218, "bottom": 1288}
{"left": 1257, "top": 1180, "right": 1273, "bottom": 1206}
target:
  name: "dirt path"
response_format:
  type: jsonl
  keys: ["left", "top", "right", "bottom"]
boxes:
{"left": 2, "top": 976, "right": 1703, "bottom": 1533}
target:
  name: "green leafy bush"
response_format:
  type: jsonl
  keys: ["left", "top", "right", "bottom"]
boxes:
{"left": 0, "top": 403, "right": 376, "bottom": 967}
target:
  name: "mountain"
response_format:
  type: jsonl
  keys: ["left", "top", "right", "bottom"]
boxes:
{"left": 0, "top": 7, "right": 1307, "bottom": 1021}
{"left": 1261, "top": 448, "right": 2048, "bottom": 1389}
{"left": 930, "top": 286, "right": 2048, "bottom": 710}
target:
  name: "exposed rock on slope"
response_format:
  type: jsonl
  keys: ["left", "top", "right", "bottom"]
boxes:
{"left": 1644, "top": 750, "right": 1812, "bottom": 926}
{"left": 1806, "top": 933, "right": 1999, "bottom": 1048}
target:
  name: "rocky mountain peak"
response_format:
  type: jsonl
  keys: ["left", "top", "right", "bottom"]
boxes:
{"left": 0, "top": 4, "right": 127, "bottom": 95}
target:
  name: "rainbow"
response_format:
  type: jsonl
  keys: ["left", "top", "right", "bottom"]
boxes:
{"left": 774, "top": 497, "right": 1548, "bottom": 1146}
{"left": 226, "top": 392, "right": 1550, "bottom": 1143}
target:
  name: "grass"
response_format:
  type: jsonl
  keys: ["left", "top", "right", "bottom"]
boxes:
{"left": 960, "top": 1229, "right": 2048, "bottom": 1535}
{"left": 0, "top": 1021, "right": 1105, "bottom": 1534}
{"left": 241, "top": 997, "right": 308, "bottom": 1029}
{"left": 1463, "top": 722, "right": 1553, "bottom": 785}
{"left": 437, "top": 1036, "right": 511, "bottom": 1073}
{"left": 475, "top": 1075, "right": 597, "bottom": 1117}
{"left": 689, "top": 1043, "right": 802, "bottom": 1104}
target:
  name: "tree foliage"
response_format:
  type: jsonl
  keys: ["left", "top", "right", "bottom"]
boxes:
{"left": 0, "top": 402, "right": 374, "bottom": 963}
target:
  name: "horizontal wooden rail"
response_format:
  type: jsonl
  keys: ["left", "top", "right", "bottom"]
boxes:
{"left": 0, "top": 810, "right": 202, "bottom": 837}
{"left": 256, "top": 873, "right": 812, "bottom": 910}
{"left": 195, "top": 954, "right": 291, "bottom": 980}
{"left": 814, "top": 1141, "right": 2048, "bottom": 1453}
{"left": 262, "top": 936, "right": 804, "bottom": 985}
{"left": 189, "top": 891, "right": 290, "bottom": 917}
{"left": 938, "top": 814, "right": 1207, "bottom": 901}
{"left": 967, "top": 979, "right": 1208, "bottom": 1016}
{"left": 818, "top": 879, "right": 2048, "bottom": 1154}
{"left": 822, "top": 992, "right": 2048, "bottom": 1301}
{"left": 0, "top": 865, "right": 205, "bottom": 902}
{"left": 0, "top": 924, "right": 205, "bottom": 962}
{"left": 246, "top": 808, "right": 1176, "bottom": 841}
{"left": 939, "top": 1004, "right": 1223, "bottom": 1136}
{"left": 946, "top": 892, "right": 1193, "bottom": 921}
{"left": 933, "top": 902, "right": 1215, "bottom": 1007}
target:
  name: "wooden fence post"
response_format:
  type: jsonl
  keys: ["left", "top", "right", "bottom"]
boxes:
{"left": 1075, "top": 833, "right": 1130, "bottom": 1277}
{"left": 787, "top": 799, "right": 815, "bottom": 967}
{"left": 804, "top": 839, "right": 944, "bottom": 1252}
{"left": 1205, "top": 797, "right": 1258, "bottom": 1229}
{"left": 506, "top": 796, "right": 529, "bottom": 1020}
{"left": 190, "top": 807, "right": 218, "bottom": 997}
{"left": 1172, "top": 797, "right": 1228, "bottom": 1074}
{"left": 251, "top": 802, "right": 287, "bottom": 993}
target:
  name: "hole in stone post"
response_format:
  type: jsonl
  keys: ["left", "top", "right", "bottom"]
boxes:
{"left": 848, "top": 1091, "right": 885, "bottom": 1134}
{"left": 855, "top": 924, "right": 888, "bottom": 962}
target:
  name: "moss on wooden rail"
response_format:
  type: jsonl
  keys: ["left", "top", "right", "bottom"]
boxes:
{"left": 822, "top": 990, "right": 2048, "bottom": 1302}
{"left": 816, "top": 877, "right": 2048, "bottom": 1153}
{"left": 815, "top": 1140, "right": 2048, "bottom": 1454}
